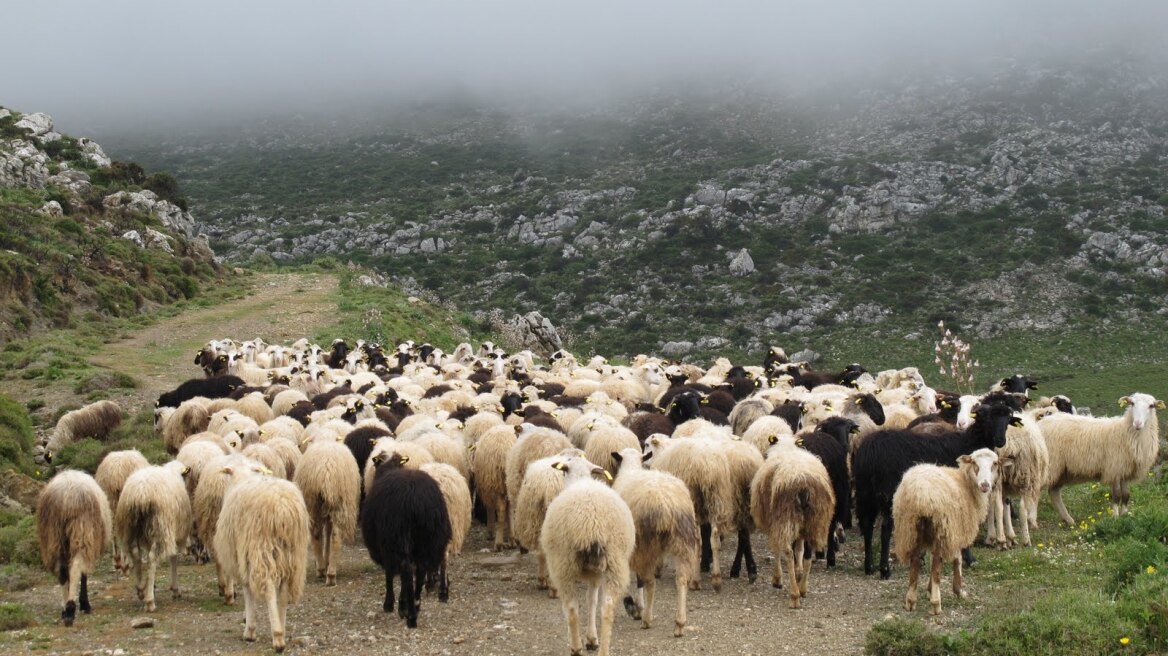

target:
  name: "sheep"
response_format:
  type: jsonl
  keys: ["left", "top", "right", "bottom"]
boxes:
{"left": 418, "top": 462, "right": 473, "bottom": 601}
{"left": 159, "top": 398, "right": 212, "bottom": 455}
{"left": 115, "top": 461, "right": 192, "bottom": 612}
{"left": 1041, "top": 392, "right": 1163, "bottom": 525}
{"left": 45, "top": 400, "right": 123, "bottom": 463}
{"left": 512, "top": 449, "right": 587, "bottom": 596}
{"left": 35, "top": 470, "right": 112, "bottom": 626}
{"left": 265, "top": 437, "right": 304, "bottom": 481}
{"left": 582, "top": 425, "right": 641, "bottom": 477}
{"left": 362, "top": 438, "right": 435, "bottom": 495}
{"left": 611, "top": 447, "right": 699, "bottom": 636}
{"left": 362, "top": 452, "right": 452, "bottom": 629}
{"left": 505, "top": 427, "right": 573, "bottom": 534}
{"left": 741, "top": 415, "right": 795, "bottom": 456}
{"left": 795, "top": 417, "right": 859, "bottom": 565}
{"left": 193, "top": 454, "right": 268, "bottom": 604}
{"left": 157, "top": 375, "right": 246, "bottom": 408}
{"left": 541, "top": 456, "right": 636, "bottom": 656}
{"left": 214, "top": 469, "right": 310, "bottom": 651}
{"left": 293, "top": 440, "right": 361, "bottom": 586}
{"left": 643, "top": 434, "right": 735, "bottom": 591}
{"left": 892, "top": 448, "right": 1001, "bottom": 615}
{"left": 94, "top": 449, "right": 149, "bottom": 574}
{"left": 728, "top": 397, "right": 775, "bottom": 437}
{"left": 242, "top": 443, "right": 288, "bottom": 479}
{"left": 471, "top": 423, "right": 519, "bottom": 550}
{"left": 271, "top": 389, "right": 311, "bottom": 417}
{"left": 749, "top": 434, "right": 835, "bottom": 608}
{"left": 851, "top": 397, "right": 1018, "bottom": 579}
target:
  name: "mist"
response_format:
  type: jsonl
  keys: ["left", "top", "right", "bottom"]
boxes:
{"left": 7, "top": 0, "right": 1167, "bottom": 134}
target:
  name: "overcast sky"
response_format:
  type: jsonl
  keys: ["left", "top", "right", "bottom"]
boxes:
{"left": 6, "top": 0, "right": 1166, "bottom": 132}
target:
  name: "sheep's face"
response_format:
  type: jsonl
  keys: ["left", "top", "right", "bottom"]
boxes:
{"left": 955, "top": 395, "right": 980, "bottom": 430}
{"left": 961, "top": 448, "right": 1000, "bottom": 494}
{"left": 1120, "top": 393, "right": 1163, "bottom": 430}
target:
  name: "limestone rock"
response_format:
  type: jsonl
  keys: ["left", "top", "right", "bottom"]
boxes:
{"left": 508, "top": 311, "right": 562, "bottom": 355}
{"left": 13, "top": 112, "right": 53, "bottom": 138}
{"left": 729, "top": 249, "right": 755, "bottom": 276}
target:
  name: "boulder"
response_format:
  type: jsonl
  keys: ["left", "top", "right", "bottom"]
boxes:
{"left": 507, "top": 311, "right": 562, "bottom": 356}
{"left": 729, "top": 248, "right": 755, "bottom": 276}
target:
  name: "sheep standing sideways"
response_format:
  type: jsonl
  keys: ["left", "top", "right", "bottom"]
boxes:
{"left": 36, "top": 470, "right": 112, "bottom": 626}
{"left": 115, "top": 461, "right": 192, "bottom": 611}
{"left": 1041, "top": 392, "right": 1163, "bottom": 525}
{"left": 214, "top": 470, "right": 310, "bottom": 652}
{"left": 541, "top": 456, "right": 635, "bottom": 656}
{"left": 362, "top": 453, "right": 452, "bottom": 629}
{"left": 293, "top": 440, "right": 361, "bottom": 586}
{"left": 749, "top": 435, "right": 835, "bottom": 609}
{"left": 611, "top": 448, "right": 699, "bottom": 637}
{"left": 893, "top": 449, "right": 1000, "bottom": 615}
{"left": 45, "top": 400, "right": 123, "bottom": 463}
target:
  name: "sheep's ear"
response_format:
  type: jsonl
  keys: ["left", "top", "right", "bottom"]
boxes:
{"left": 220, "top": 465, "right": 234, "bottom": 475}
{"left": 958, "top": 455, "right": 972, "bottom": 464}
{"left": 1119, "top": 397, "right": 1131, "bottom": 408}
{"left": 1009, "top": 416, "right": 1024, "bottom": 428}
{"left": 400, "top": 455, "right": 409, "bottom": 464}
{"left": 767, "top": 435, "right": 778, "bottom": 445}
{"left": 611, "top": 451, "right": 623, "bottom": 464}
{"left": 855, "top": 398, "right": 863, "bottom": 406}
{"left": 1156, "top": 400, "right": 1166, "bottom": 410}
{"left": 999, "top": 378, "right": 1009, "bottom": 387}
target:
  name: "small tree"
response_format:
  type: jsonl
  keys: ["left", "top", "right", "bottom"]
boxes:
{"left": 934, "top": 320, "right": 979, "bottom": 394}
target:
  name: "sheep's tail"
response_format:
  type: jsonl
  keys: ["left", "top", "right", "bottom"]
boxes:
{"left": 58, "top": 543, "right": 70, "bottom": 585}
{"left": 916, "top": 516, "right": 935, "bottom": 546}
{"left": 797, "top": 489, "right": 812, "bottom": 513}
{"left": 579, "top": 542, "right": 605, "bottom": 575}
{"left": 125, "top": 503, "right": 158, "bottom": 560}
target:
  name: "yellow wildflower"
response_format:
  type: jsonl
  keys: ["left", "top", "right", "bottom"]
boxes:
{"left": 1148, "top": 565, "right": 1158, "bottom": 575}
{"left": 1120, "top": 637, "right": 1131, "bottom": 646}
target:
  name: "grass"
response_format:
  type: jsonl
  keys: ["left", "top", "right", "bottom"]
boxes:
{"left": 0, "top": 603, "right": 34, "bottom": 631}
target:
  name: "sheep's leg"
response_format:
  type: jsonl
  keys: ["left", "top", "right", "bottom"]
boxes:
{"left": 242, "top": 586, "right": 257, "bottom": 643}
{"left": 492, "top": 500, "right": 508, "bottom": 551}
{"left": 768, "top": 534, "right": 784, "bottom": 589}
{"left": 585, "top": 583, "right": 600, "bottom": 651}
{"left": 642, "top": 574, "right": 656, "bottom": 630}
{"left": 879, "top": 514, "right": 894, "bottom": 580}
{"left": 859, "top": 511, "right": 876, "bottom": 576}
{"left": 402, "top": 565, "right": 420, "bottom": 628}
{"left": 674, "top": 562, "right": 688, "bottom": 637}
{"left": 598, "top": 585, "right": 617, "bottom": 656}
{"left": 738, "top": 527, "right": 757, "bottom": 582}
{"left": 826, "top": 522, "right": 839, "bottom": 568}
{"left": 133, "top": 556, "right": 145, "bottom": 602}
{"left": 1049, "top": 486, "right": 1076, "bottom": 526}
{"left": 904, "top": 547, "right": 920, "bottom": 611}
{"left": 323, "top": 520, "right": 337, "bottom": 586}
{"left": 785, "top": 543, "right": 800, "bottom": 609}
{"left": 952, "top": 557, "right": 966, "bottom": 599}
{"left": 928, "top": 551, "right": 943, "bottom": 616}
{"left": 623, "top": 575, "right": 643, "bottom": 620}
{"left": 382, "top": 568, "right": 395, "bottom": 613}
{"left": 1117, "top": 480, "right": 1132, "bottom": 515}
{"left": 729, "top": 528, "right": 744, "bottom": 579}
{"left": 312, "top": 525, "right": 325, "bottom": 579}
{"left": 1003, "top": 497, "right": 1018, "bottom": 547}
{"left": 1026, "top": 489, "right": 1040, "bottom": 528}
{"left": 79, "top": 573, "right": 91, "bottom": 614}
{"left": 561, "top": 584, "right": 583, "bottom": 656}
{"left": 699, "top": 523, "right": 712, "bottom": 573}
{"left": 144, "top": 558, "right": 157, "bottom": 612}
{"left": 62, "top": 559, "right": 83, "bottom": 626}
{"left": 169, "top": 554, "right": 181, "bottom": 599}
{"left": 538, "top": 551, "right": 553, "bottom": 594}
{"left": 798, "top": 539, "right": 812, "bottom": 598}
{"left": 438, "top": 556, "right": 450, "bottom": 603}
{"left": 266, "top": 584, "right": 285, "bottom": 652}
{"left": 709, "top": 525, "right": 722, "bottom": 592}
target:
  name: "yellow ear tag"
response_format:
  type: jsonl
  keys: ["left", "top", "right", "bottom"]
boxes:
{"left": 603, "top": 471, "right": 613, "bottom": 481}
{"left": 855, "top": 398, "right": 863, "bottom": 405}
{"left": 768, "top": 435, "right": 778, "bottom": 444}
{"left": 400, "top": 455, "right": 410, "bottom": 464}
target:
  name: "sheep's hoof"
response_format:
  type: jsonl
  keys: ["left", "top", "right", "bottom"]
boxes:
{"left": 772, "top": 580, "right": 783, "bottom": 589}
{"left": 518, "top": 546, "right": 529, "bottom": 555}
{"left": 879, "top": 568, "right": 892, "bottom": 580}
{"left": 62, "top": 600, "right": 76, "bottom": 627}
{"left": 747, "top": 570, "right": 758, "bottom": 584}
{"left": 711, "top": 574, "right": 722, "bottom": 593}
{"left": 493, "top": 544, "right": 504, "bottom": 552}
{"left": 316, "top": 569, "right": 326, "bottom": 580}
{"left": 585, "top": 638, "right": 599, "bottom": 651}
{"left": 224, "top": 596, "right": 235, "bottom": 606}
{"left": 136, "top": 587, "right": 145, "bottom": 601}
{"left": 689, "top": 580, "right": 700, "bottom": 591}
{"left": 273, "top": 632, "right": 285, "bottom": 653}
{"left": 383, "top": 601, "right": 393, "bottom": 613}
{"left": 406, "top": 617, "right": 418, "bottom": 629}
{"left": 904, "top": 598, "right": 916, "bottom": 611}
{"left": 548, "top": 588, "right": 558, "bottom": 599}
{"left": 957, "top": 588, "right": 968, "bottom": 599}
{"left": 623, "top": 595, "right": 640, "bottom": 620}
{"left": 674, "top": 621, "right": 685, "bottom": 637}
{"left": 243, "top": 628, "right": 257, "bottom": 642}
{"left": 171, "top": 588, "right": 181, "bottom": 600}
{"left": 144, "top": 601, "right": 156, "bottom": 612}
{"left": 930, "top": 604, "right": 941, "bottom": 616}
{"left": 641, "top": 619, "right": 652, "bottom": 630}
{"left": 788, "top": 596, "right": 801, "bottom": 610}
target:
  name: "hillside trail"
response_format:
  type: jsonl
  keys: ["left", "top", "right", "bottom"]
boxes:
{"left": 3, "top": 270, "right": 984, "bottom": 655}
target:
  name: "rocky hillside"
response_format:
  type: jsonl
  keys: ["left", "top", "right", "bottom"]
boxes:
{"left": 106, "top": 48, "right": 1168, "bottom": 359}
{"left": 0, "top": 108, "right": 223, "bottom": 343}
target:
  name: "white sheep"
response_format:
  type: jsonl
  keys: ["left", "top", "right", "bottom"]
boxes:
{"left": 1041, "top": 392, "right": 1163, "bottom": 525}
{"left": 293, "top": 440, "right": 361, "bottom": 586}
{"left": 749, "top": 435, "right": 835, "bottom": 608}
{"left": 45, "top": 400, "right": 123, "bottom": 462}
{"left": 35, "top": 470, "right": 112, "bottom": 626}
{"left": 512, "top": 449, "right": 587, "bottom": 595}
{"left": 505, "top": 426, "right": 573, "bottom": 529}
{"left": 115, "top": 460, "right": 192, "bottom": 611}
{"left": 892, "top": 448, "right": 1000, "bottom": 615}
{"left": 214, "top": 471, "right": 310, "bottom": 652}
{"left": 471, "top": 423, "right": 518, "bottom": 550}
{"left": 95, "top": 449, "right": 149, "bottom": 574}
{"left": 541, "top": 456, "right": 635, "bottom": 656}
{"left": 418, "top": 462, "right": 473, "bottom": 601}
{"left": 611, "top": 447, "right": 699, "bottom": 636}
{"left": 193, "top": 453, "right": 268, "bottom": 603}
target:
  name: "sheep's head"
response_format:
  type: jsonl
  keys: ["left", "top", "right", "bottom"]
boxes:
{"left": 959, "top": 448, "right": 1000, "bottom": 494}
{"left": 1119, "top": 393, "right": 1164, "bottom": 430}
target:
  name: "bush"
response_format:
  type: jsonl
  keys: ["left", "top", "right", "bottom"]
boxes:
{"left": 0, "top": 602, "right": 34, "bottom": 631}
{"left": 865, "top": 616, "right": 956, "bottom": 656}
{"left": 0, "top": 513, "right": 39, "bottom": 567}
{"left": 0, "top": 396, "right": 36, "bottom": 475}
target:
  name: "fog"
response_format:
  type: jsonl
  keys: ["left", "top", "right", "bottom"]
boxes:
{"left": 6, "top": 0, "right": 1167, "bottom": 133}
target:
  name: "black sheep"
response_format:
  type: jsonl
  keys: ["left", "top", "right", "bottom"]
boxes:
{"left": 852, "top": 399, "right": 1019, "bottom": 579}
{"left": 997, "top": 374, "right": 1038, "bottom": 395}
{"left": 326, "top": 339, "right": 349, "bottom": 369}
{"left": 771, "top": 400, "right": 804, "bottom": 432}
{"left": 156, "top": 375, "right": 246, "bottom": 409}
{"left": 362, "top": 453, "right": 452, "bottom": 628}
{"left": 796, "top": 417, "right": 858, "bottom": 561}
{"left": 906, "top": 392, "right": 963, "bottom": 429}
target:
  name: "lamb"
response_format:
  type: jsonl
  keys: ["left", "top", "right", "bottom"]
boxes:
{"left": 115, "top": 460, "right": 192, "bottom": 611}
{"left": 643, "top": 434, "right": 735, "bottom": 591}
{"left": 541, "top": 456, "right": 635, "bottom": 656}
{"left": 972, "top": 394, "right": 1050, "bottom": 548}
{"left": 45, "top": 400, "right": 123, "bottom": 462}
{"left": 418, "top": 462, "right": 473, "bottom": 601}
{"left": 852, "top": 398, "right": 1018, "bottom": 579}
{"left": 892, "top": 449, "right": 1001, "bottom": 615}
{"left": 293, "top": 440, "right": 361, "bottom": 586}
{"left": 362, "top": 453, "right": 452, "bottom": 629}
{"left": 1041, "top": 392, "right": 1163, "bottom": 525}
{"left": 471, "top": 423, "right": 518, "bottom": 550}
{"left": 214, "top": 468, "right": 310, "bottom": 651}
{"left": 35, "top": 470, "right": 112, "bottom": 626}
{"left": 611, "top": 447, "right": 699, "bottom": 636}
{"left": 749, "top": 434, "right": 835, "bottom": 608}
{"left": 94, "top": 449, "right": 150, "bottom": 574}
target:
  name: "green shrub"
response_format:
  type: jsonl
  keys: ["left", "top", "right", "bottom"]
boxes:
{"left": 0, "top": 396, "right": 35, "bottom": 475}
{"left": 0, "top": 602, "right": 34, "bottom": 631}
{"left": 865, "top": 616, "right": 957, "bottom": 656}
{"left": 0, "top": 513, "right": 39, "bottom": 567}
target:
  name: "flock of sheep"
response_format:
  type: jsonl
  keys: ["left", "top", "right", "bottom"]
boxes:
{"left": 35, "top": 338, "right": 1163, "bottom": 654}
